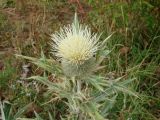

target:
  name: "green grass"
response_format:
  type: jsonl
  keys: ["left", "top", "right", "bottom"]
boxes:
{"left": 0, "top": 0, "right": 160, "bottom": 120}
{"left": 0, "top": 57, "right": 17, "bottom": 90}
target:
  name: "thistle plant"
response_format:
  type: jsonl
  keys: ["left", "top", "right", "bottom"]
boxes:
{"left": 51, "top": 13, "right": 100, "bottom": 78}
{"left": 16, "top": 13, "right": 138, "bottom": 120}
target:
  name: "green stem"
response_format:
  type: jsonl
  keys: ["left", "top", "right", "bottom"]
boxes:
{"left": 71, "top": 76, "right": 76, "bottom": 92}
{"left": 77, "top": 80, "right": 81, "bottom": 93}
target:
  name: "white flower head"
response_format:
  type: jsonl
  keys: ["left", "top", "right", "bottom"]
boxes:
{"left": 51, "top": 13, "right": 100, "bottom": 65}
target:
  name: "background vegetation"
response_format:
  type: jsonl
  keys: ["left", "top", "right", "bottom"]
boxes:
{"left": 0, "top": 0, "right": 160, "bottom": 120}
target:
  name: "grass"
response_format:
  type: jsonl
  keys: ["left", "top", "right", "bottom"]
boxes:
{"left": 0, "top": 0, "right": 160, "bottom": 120}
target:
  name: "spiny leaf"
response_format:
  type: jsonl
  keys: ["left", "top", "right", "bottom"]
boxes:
{"left": 73, "top": 12, "right": 79, "bottom": 31}
{"left": 27, "top": 76, "right": 60, "bottom": 91}
{"left": 16, "top": 54, "right": 61, "bottom": 73}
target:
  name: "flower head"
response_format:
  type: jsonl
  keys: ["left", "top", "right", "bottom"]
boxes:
{"left": 51, "top": 14, "right": 100, "bottom": 65}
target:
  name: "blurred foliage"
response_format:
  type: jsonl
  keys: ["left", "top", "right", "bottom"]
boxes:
{"left": 0, "top": 0, "right": 160, "bottom": 120}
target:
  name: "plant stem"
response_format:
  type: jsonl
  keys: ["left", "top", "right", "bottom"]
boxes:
{"left": 77, "top": 80, "right": 81, "bottom": 93}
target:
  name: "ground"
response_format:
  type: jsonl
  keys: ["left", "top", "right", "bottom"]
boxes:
{"left": 0, "top": 0, "right": 160, "bottom": 120}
